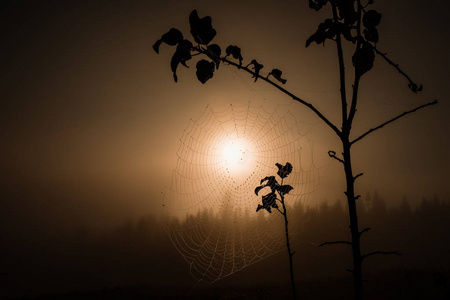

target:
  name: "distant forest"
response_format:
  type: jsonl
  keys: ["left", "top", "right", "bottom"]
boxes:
{"left": 2, "top": 192, "right": 450, "bottom": 299}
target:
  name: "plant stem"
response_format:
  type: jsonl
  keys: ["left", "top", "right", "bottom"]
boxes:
{"left": 342, "top": 136, "right": 363, "bottom": 300}
{"left": 280, "top": 178, "right": 297, "bottom": 300}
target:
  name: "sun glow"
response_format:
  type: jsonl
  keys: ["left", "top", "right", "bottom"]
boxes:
{"left": 222, "top": 140, "right": 248, "bottom": 164}
{"left": 220, "top": 137, "right": 256, "bottom": 179}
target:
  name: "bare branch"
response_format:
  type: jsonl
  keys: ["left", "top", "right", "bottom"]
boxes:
{"left": 354, "top": 173, "right": 364, "bottom": 180}
{"left": 328, "top": 150, "right": 345, "bottom": 164}
{"left": 359, "top": 227, "right": 371, "bottom": 236}
{"left": 362, "top": 251, "right": 401, "bottom": 261}
{"left": 219, "top": 56, "right": 342, "bottom": 138}
{"left": 351, "top": 99, "right": 438, "bottom": 145}
{"left": 372, "top": 46, "right": 422, "bottom": 92}
{"left": 318, "top": 241, "right": 352, "bottom": 247}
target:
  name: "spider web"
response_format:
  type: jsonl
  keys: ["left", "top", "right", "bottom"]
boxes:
{"left": 163, "top": 102, "right": 322, "bottom": 283}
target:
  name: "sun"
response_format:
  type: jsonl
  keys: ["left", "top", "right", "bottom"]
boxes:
{"left": 220, "top": 137, "right": 256, "bottom": 180}
{"left": 222, "top": 140, "right": 249, "bottom": 165}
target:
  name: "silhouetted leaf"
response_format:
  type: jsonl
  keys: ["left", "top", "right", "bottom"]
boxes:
{"left": 364, "top": 27, "right": 379, "bottom": 43}
{"left": 170, "top": 39, "right": 193, "bottom": 82}
{"left": 153, "top": 28, "right": 183, "bottom": 54}
{"left": 277, "top": 185, "right": 294, "bottom": 196}
{"left": 306, "top": 19, "right": 335, "bottom": 47}
{"left": 337, "top": 0, "right": 357, "bottom": 25}
{"left": 255, "top": 185, "right": 265, "bottom": 196}
{"left": 352, "top": 42, "right": 374, "bottom": 77}
{"left": 225, "top": 45, "right": 243, "bottom": 66}
{"left": 206, "top": 44, "right": 221, "bottom": 69}
{"left": 189, "top": 10, "right": 216, "bottom": 45}
{"left": 256, "top": 192, "right": 278, "bottom": 213}
{"left": 263, "top": 193, "right": 278, "bottom": 207}
{"left": 363, "top": 10, "right": 381, "bottom": 29}
{"left": 260, "top": 176, "right": 279, "bottom": 192}
{"left": 246, "top": 59, "right": 264, "bottom": 82}
{"left": 276, "top": 162, "right": 293, "bottom": 178}
{"left": 309, "top": 0, "right": 328, "bottom": 11}
{"left": 268, "top": 69, "right": 287, "bottom": 84}
{"left": 196, "top": 60, "right": 215, "bottom": 84}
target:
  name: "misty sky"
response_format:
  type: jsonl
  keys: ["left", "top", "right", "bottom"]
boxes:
{"left": 1, "top": 0, "right": 450, "bottom": 232}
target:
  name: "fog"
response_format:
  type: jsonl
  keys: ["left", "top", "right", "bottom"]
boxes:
{"left": 2, "top": 193, "right": 449, "bottom": 299}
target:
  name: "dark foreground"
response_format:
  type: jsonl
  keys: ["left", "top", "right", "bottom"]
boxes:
{"left": 7, "top": 269, "right": 450, "bottom": 300}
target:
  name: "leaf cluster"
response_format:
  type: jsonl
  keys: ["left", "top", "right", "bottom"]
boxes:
{"left": 306, "top": 0, "right": 383, "bottom": 77}
{"left": 254, "top": 163, "right": 294, "bottom": 213}
{"left": 153, "top": 10, "right": 287, "bottom": 85}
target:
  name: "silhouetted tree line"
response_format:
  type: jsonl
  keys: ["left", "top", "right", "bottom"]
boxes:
{"left": 2, "top": 193, "right": 449, "bottom": 299}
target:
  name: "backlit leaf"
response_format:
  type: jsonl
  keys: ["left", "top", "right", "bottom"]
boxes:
{"left": 170, "top": 39, "right": 193, "bottom": 82}
{"left": 260, "top": 176, "right": 279, "bottom": 192}
{"left": 352, "top": 42, "right": 374, "bottom": 77}
{"left": 255, "top": 185, "right": 265, "bottom": 196}
{"left": 153, "top": 28, "right": 183, "bottom": 54}
{"left": 277, "top": 185, "right": 294, "bottom": 196}
{"left": 276, "top": 162, "right": 293, "bottom": 178}
{"left": 189, "top": 10, "right": 216, "bottom": 45}
{"left": 268, "top": 69, "right": 287, "bottom": 84}
{"left": 225, "top": 45, "right": 243, "bottom": 66}
{"left": 196, "top": 59, "right": 215, "bottom": 84}
{"left": 306, "top": 19, "right": 335, "bottom": 47}
{"left": 246, "top": 59, "right": 264, "bottom": 82}
{"left": 363, "top": 10, "right": 381, "bottom": 29}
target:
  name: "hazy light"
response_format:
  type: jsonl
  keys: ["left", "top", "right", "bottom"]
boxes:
{"left": 222, "top": 139, "right": 249, "bottom": 165}
{"left": 219, "top": 137, "right": 256, "bottom": 181}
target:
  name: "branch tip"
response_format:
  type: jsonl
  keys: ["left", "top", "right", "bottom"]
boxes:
{"left": 354, "top": 173, "right": 364, "bottom": 180}
{"left": 362, "top": 251, "right": 401, "bottom": 261}
{"left": 352, "top": 99, "right": 438, "bottom": 145}
{"left": 318, "top": 241, "right": 352, "bottom": 247}
{"left": 360, "top": 227, "right": 371, "bottom": 236}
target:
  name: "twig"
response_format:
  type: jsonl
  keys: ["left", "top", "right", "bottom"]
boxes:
{"left": 276, "top": 207, "right": 285, "bottom": 215}
{"left": 372, "top": 46, "right": 421, "bottom": 92}
{"left": 328, "top": 150, "right": 345, "bottom": 164}
{"left": 318, "top": 241, "right": 352, "bottom": 247}
{"left": 359, "top": 227, "right": 371, "bottom": 236}
{"left": 362, "top": 251, "right": 401, "bottom": 261}
{"left": 354, "top": 173, "right": 364, "bottom": 180}
{"left": 351, "top": 99, "right": 438, "bottom": 145}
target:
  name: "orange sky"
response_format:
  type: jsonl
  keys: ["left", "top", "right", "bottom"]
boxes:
{"left": 1, "top": 0, "right": 449, "bottom": 230}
